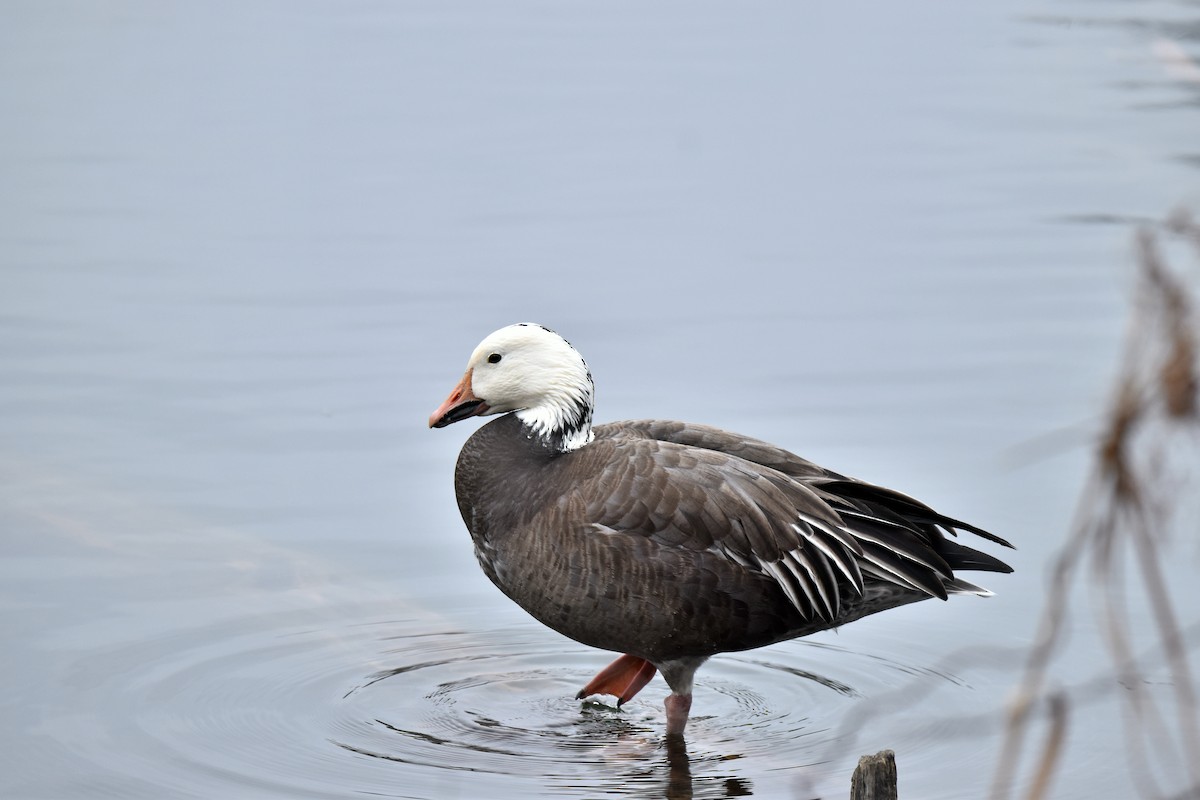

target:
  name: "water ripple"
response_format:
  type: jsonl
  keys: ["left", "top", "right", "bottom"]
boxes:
{"left": 44, "top": 605, "right": 991, "bottom": 798}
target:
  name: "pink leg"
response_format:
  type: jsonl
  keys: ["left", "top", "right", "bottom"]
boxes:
{"left": 664, "top": 693, "right": 692, "bottom": 736}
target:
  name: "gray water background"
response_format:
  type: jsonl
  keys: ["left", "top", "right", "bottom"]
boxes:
{"left": 3, "top": 2, "right": 1199, "bottom": 798}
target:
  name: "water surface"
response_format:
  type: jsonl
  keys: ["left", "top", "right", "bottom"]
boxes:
{"left": 3, "top": 2, "right": 1198, "bottom": 798}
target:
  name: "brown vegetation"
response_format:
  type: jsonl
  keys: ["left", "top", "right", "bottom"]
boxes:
{"left": 991, "top": 209, "right": 1200, "bottom": 800}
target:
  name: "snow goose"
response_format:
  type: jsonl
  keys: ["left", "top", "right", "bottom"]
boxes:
{"left": 429, "top": 323, "right": 1012, "bottom": 735}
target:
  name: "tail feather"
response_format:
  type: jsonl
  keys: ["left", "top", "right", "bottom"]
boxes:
{"left": 946, "top": 577, "right": 994, "bottom": 596}
{"left": 937, "top": 537, "right": 1014, "bottom": 574}
{"left": 819, "top": 479, "right": 1016, "bottom": 549}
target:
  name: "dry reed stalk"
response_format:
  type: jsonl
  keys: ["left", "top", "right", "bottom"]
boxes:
{"left": 991, "top": 212, "right": 1200, "bottom": 800}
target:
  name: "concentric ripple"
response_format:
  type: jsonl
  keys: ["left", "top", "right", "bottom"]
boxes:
{"left": 40, "top": 598, "right": 998, "bottom": 799}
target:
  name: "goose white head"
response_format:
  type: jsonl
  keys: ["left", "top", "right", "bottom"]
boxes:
{"left": 429, "top": 323, "right": 595, "bottom": 451}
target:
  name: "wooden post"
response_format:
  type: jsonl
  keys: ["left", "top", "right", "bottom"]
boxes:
{"left": 850, "top": 750, "right": 898, "bottom": 800}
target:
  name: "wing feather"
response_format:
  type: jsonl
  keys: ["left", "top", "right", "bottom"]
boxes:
{"left": 583, "top": 421, "right": 1012, "bottom": 619}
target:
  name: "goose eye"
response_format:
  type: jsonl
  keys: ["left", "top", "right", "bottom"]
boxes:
{"left": 487, "top": 353, "right": 502, "bottom": 364}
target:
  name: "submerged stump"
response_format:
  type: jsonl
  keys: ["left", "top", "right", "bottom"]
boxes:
{"left": 850, "top": 750, "right": 898, "bottom": 800}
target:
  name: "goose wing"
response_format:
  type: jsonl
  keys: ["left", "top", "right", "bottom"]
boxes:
{"left": 575, "top": 424, "right": 987, "bottom": 621}
{"left": 608, "top": 420, "right": 1014, "bottom": 552}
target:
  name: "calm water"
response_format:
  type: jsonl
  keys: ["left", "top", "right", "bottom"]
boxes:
{"left": 3, "top": 2, "right": 1198, "bottom": 798}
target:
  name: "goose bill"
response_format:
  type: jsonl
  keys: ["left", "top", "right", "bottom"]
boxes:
{"left": 429, "top": 372, "right": 490, "bottom": 428}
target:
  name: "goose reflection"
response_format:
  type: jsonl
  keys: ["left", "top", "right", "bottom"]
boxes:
{"left": 664, "top": 734, "right": 753, "bottom": 800}
{"left": 569, "top": 704, "right": 754, "bottom": 799}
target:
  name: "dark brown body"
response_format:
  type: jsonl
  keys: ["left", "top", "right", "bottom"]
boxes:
{"left": 453, "top": 414, "right": 1011, "bottom": 665}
